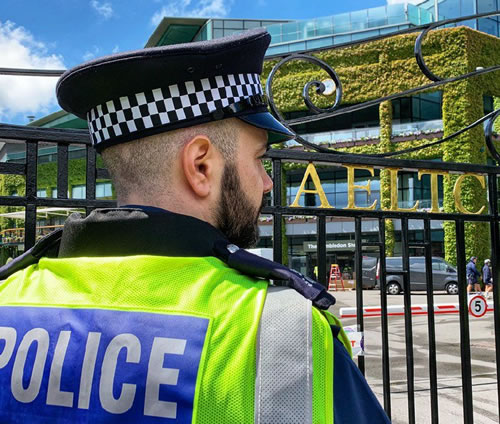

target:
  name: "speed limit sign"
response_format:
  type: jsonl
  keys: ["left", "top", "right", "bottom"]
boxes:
{"left": 468, "top": 295, "right": 488, "bottom": 318}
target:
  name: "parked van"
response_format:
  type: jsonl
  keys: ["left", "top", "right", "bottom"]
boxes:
{"left": 375, "top": 256, "right": 458, "bottom": 295}
{"left": 361, "top": 255, "right": 379, "bottom": 289}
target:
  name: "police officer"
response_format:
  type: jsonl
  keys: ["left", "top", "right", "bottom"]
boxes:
{"left": 0, "top": 29, "right": 389, "bottom": 423}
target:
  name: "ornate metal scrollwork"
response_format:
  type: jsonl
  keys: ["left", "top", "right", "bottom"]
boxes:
{"left": 415, "top": 11, "right": 500, "bottom": 82}
{"left": 266, "top": 54, "right": 342, "bottom": 119}
{"left": 265, "top": 11, "right": 500, "bottom": 163}
{"left": 485, "top": 109, "right": 500, "bottom": 163}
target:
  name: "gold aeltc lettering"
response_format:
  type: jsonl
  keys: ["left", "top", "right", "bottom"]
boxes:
{"left": 417, "top": 170, "right": 450, "bottom": 213}
{"left": 388, "top": 168, "right": 419, "bottom": 212}
{"left": 342, "top": 165, "right": 377, "bottom": 210}
{"left": 290, "top": 163, "right": 333, "bottom": 208}
{"left": 452, "top": 174, "right": 486, "bottom": 215}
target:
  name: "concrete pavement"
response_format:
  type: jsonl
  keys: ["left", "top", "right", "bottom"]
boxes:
{"left": 329, "top": 290, "right": 498, "bottom": 424}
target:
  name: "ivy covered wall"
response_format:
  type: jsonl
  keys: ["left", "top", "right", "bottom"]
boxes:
{"left": 262, "top": 26, "right": 500, "bottom": 265}
{"left": 0, "top": 155, "right": 108, "bottom": 231}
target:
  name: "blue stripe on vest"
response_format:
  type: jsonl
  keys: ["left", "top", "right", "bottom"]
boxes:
{"left": 0, "top": 306, "right": 208, "bottom": 423}
{"left": 333, "top": 338, "right": 391, "bottom": 423}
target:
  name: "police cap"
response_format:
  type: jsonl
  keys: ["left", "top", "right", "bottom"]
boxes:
{"left": 56, "top": 28, "right": 295, "bottom": 151}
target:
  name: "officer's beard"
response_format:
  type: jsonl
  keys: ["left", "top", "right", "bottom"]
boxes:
{"left": 215, "top": 162, "right": 264, "bottom": 249}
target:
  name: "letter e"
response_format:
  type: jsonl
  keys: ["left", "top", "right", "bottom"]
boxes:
{"left": 144, "top": 337, "right": 187, "bottom": 419}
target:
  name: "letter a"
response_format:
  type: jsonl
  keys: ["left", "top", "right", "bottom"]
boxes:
{"left": 290, "top": 163, "right": 332, "bottom": 208}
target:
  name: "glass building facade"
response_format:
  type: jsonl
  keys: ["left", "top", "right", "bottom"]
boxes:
{"left": 420, "top": 0, "right": 500, "bottom": 36}
{"left": 266, "top": 3, "right": 433, "bottom": 55}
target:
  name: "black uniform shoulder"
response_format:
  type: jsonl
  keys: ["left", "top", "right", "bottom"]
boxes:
{"left": 0, "top": 228, "right": 62, "bottom": 280}
{"left": 212, "top": 240, "right": 335, "bottom": 310}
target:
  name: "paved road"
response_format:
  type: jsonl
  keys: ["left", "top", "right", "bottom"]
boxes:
{"left": 329, "top": 290, "right": 498, "bottom": 424}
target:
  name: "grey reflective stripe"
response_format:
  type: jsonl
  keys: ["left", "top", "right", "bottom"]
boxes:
{"left": 255, "top": 286, "right": 313, "bottom": 424}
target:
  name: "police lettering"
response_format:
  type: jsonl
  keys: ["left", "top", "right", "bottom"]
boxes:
{"left": 0, "top": 326, "right": 186, "bottom": 418}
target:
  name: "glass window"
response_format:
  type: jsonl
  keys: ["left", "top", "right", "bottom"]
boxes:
{"left": 72, "top": 185, "right": 86, "bottom": 199}
{"left": 306, "top": 37, "right": 333, "bottom": 50}
{"left": 334, "top": 34, "right": 351, "bottom": 44}
{"left": 267, "top": 45, "right": 289, "bottom": 55}
{"left": 52, "top": 189, "right": 58, "bottom": 198}
{"left": 439, "top": 0, "right": 461, "bottom": 19}
{"left": 224, "top": 20, "right": 243, "bottom": 29}
{"left": 432, "top": 259, "right": 447, "bottom": 271}
{"left": 350, "top": 10, "right": 368, "bottom": 31}
{"left": 262, "top": 21, "right": 280, "bottom": 27}
{"left": 478, "top": 17, "right": 499, "bottom": 37}
{"left": 244, "top": 21, "right": 261, "bottom": 29}
{"left": 410, "top": 257, "right": 426, "bottom": 270}
{"left": 212, "top": 20, "right": 223, "bottom": 29}
{"left": 315, "top": 16, "right": 333, "bottom": 36}
{"left": 477, "top": 0, "right": 497, "bottom": 13}
{"left": 386, "top": 257, "right": 403, "bottom": 268}
{"left": 368, "top": 6, "right": 388, "bottom": 27}
{"left": 289, "top": 41, "right": 306, "bottom": 52}
{"left": 213, "top": 29, "right": 224, "bottom": 38}
{"left": 96, "top": 182, "right": 113, "bottom": 198}
{"left": 222, "top": 29, "right": 243, "bottom": 37}
{"left": 352, "top": 30, "right": 378, "bottom": 41}
{"left": 333, "top": 13, "right": 350, "bottom": 34}
{"left": 37, "top": 189, "right": 47, "bottom": 198}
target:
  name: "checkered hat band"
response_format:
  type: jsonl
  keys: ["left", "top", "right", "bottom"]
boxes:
{"left": 87, "top": 73, "right": 263, "bottom": 146}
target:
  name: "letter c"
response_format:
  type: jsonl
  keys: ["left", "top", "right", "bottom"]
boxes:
{"left": 99, "top": 333, "right": 141, "bottom": 414}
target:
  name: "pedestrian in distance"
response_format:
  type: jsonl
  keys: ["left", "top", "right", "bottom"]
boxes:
{"left": 466, "top": 256, "right": 482, "bottom": 293}
{"left": 483, "top": 259, "right": 493, "bottom": 299}
{"left": 0, "top": 29, "right": 390, "bottom": 423}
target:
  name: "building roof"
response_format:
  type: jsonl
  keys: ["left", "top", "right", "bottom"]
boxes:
{"left": 145, "top": 17, "right": 208, "bottom": 47}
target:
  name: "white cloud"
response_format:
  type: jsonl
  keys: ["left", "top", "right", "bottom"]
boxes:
{"left": 90, "top": 0, "right": 113, "bottom": 19}
{"left": 82, "top": 46, "right": 100, "bottom": 61}
{"left": 112, "top": 45, "right": 120, "bottom": 54}
{"left": 151, "top": 0, "right": 233, "bottom": 26}
{"left": 0, "top": 21, "right": 65, "bottom": 122}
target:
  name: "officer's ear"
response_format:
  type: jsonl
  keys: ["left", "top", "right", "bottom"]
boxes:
{"left": 180, "top": 135, "right": 221, "bottom": 198}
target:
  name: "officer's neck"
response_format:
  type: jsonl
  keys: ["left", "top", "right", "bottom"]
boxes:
{"left": 117, "top": 194, "right": 218, "bottom": 231}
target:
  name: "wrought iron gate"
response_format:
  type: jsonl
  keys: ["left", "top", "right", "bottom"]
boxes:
{"left": 260, "top": 11, "right": 500, "bottom": 424}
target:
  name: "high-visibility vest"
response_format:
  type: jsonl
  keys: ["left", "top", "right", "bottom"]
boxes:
{"left": 0, "top": 255, "right": 349, "bottom": 423}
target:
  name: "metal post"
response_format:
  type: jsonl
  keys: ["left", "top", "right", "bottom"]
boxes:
{"left": 488, "top": 174, "right": 500, "bottom": 418}
{"left": 85, "top": 145, "right": 97, "bottom": 216}
{"left": 317, "top": 215, "right": 327, "bottom": 288}
{"left": 272, "top": 159, "right": 283, "bottom": 264}
{"left": 57, "top": 144, "right": 69, "bottom": 199}
{"left": 401, "top": 217, "right": 416, "bottom": 424}
{"left": 456, "top": 219, "right": 474, "bottom": 424}
{"left": 355, "top": 217, "right": 365, "bottom": 375}
{"left": 24, "top": 141, "right": 38, "bottom": 250}
{"left": 378, "top": 218, "right": 391, "bottom": 418}
{"left": 424, "top": 219, "right": 439, "bottom": 424}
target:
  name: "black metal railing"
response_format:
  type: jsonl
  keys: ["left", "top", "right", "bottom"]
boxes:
{"left": 262, "top": 12, "right": 500, "bottom": 423}
{"left": 0, "top": 124, "right": 115, "bottom": 249}
{"left": 263, "top": 151, "right": 500, "bottom": 424}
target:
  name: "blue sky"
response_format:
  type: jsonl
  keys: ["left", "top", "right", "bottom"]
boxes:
{"left": 0, "top": 0, "right": 392, "bottom": 125}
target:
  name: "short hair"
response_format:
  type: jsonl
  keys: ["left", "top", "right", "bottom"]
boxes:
{"left": 101, "top": 118, "right": 238, "bottom": 202}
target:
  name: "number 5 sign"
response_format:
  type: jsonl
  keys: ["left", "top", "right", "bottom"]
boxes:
{"left": 468, "top": 294, "right": 488, "bottom": 318}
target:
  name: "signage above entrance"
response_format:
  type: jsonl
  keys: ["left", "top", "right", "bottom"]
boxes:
{"left": 290, "top": 163, "right": 486, "bottom": 215}
{"left": 303, "top": 241, "right": 355, "bottom": 252}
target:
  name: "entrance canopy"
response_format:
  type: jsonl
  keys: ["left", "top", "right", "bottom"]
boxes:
{"left": 0, "top": 207, "right": 81, "bottom": 220}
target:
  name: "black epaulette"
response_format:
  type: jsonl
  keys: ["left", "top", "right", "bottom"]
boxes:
{"left": 213, "top": 240, "right": 335, "bottom": 310}
{"left": 0, "top": 229, "right": 62, "bottom": 281}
